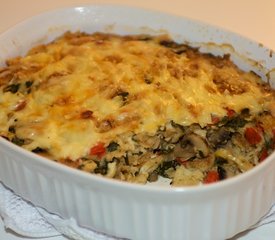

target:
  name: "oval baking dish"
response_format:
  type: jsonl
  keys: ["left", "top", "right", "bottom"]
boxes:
{"left": 0, "top": 5, "right": 274, "bottom": 240}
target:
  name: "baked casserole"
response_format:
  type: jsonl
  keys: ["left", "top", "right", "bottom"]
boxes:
{"left": 0, "top": 32, "right": 274, "bottom": 186}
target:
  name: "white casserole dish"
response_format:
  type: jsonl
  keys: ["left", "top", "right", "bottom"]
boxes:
{"left": 0, "top": 5, "right": 274, "bottom": 240}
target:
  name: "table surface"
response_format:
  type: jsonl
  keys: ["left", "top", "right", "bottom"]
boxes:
{"left": 0, "top": 0, "right": 275, "bottom": 239}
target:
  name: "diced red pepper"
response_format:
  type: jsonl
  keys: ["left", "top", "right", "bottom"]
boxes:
{"left": 90, "top": 142, "right": 106, "bottom": 158}
{"left": 259, "top": 148, "right": 268, "bottom": 162}
{"left": 211, "top": 115, "right": 220, "bottom": 124}
{"left": 244, "top": 127, "right": 262, "bottom": 145}
{"left": 225, "top": 107, "right": 235, "bottom": 118}
{"left": 203, "top": 171, "right": 219, "bottom": 184}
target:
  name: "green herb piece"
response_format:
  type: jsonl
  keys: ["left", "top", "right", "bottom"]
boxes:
{"left": 144, "top": 76, "right": 152, "bottom": 84}
{"left": 25, "top": 81, "right": 33, "bottom": 88}
{"left": 94, "top": 160, "right": 108, "bottom": 175}
{"left": 11, "top": 136, "right": 25, "bottom": 146}
{"left": 3, "top": 83, "right": 20, "bottom": 94}
{"left": 107, "top": 141, "right": 119, "bottom": 152}
{"left": 224, "top": 116, "right": 247, "bottom": 129}
{"left": 215, "top": 156, "right": 228, "bottom": 165}
{"left": 157, "top": 160, "right": 178, "bottom": 177}
{"left": 117, "top": 92, "right": 129, "bottom": 101}
{"left": 8, "top": 126, "right": 16, "bottom": 134}
{"left": 117, "top": 91, "right": 129, "bottom": 101}
{"left": 32, "top": 147, "right": 47, "bottom": 153}
{"left": 217, "top": 165, "right": 227, "bottom": 180}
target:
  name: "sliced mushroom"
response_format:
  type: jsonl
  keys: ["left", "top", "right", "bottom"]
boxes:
{"left": 169, "top": 133, "right": 209, "bottom": 162}
{"left": 147, "top": 171, "right": 159, "bottom": 182}
{"left": 184, "top": 155, "right": 215, "bottom": 171}
{"left": 206, "top": 127, "right": 231, "bottom": 148}
{"left": 157, "top": 140, "right": 175, "bottom": 154}
{"left": 172, "top": 143, "right": 195, "bottom": 160}
{"left": 139, "top": 155, "right": 163, "bottom": 174}
{"left": 132, "top": 133, "right": 160, "bottom": 149}
{"left": 215, "top": 148, "right": 254, "bottom": 172}
{"left": 161, "top": 121, "right": 185, "bottom": 143}
{"left": 181, "top": 133, "right": 209, "bottom": 158}
{"left": 216, "top": 162, "right": 240, "bottom": 178}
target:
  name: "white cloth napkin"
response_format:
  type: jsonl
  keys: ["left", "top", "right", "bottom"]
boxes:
{"left": 0, "top": 182, "right": 274, "bottom": 240}
{"left": 0, "top": 182, "right": 125, "bottom": 240}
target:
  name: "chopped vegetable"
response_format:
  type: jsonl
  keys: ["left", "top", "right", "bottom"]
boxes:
{"left": 90, "top": 142, "right": 106, "bottom": 158}
{"left": 3, "top": 83, "right": 20, "bottom": 93}
{"left": 244, "top": 127, "right": 262, "bottom": 145}
{"left": 259, "top": 148, "right": 268, "bottom": 162}
{"left": 107, "top": 141, "right": 119, "bottom": 152}
{"left": 117, "top": 91, "right": 129, "bottom": 101}
{"left": 211, "top": 115, "right": 220, "bottom": 124}
{"left": 217, "top": 166, "right": 227, "bottom": 180}
{"left": 11, "top": 136, "right": 25, "bottom": 146}
{"left": 25, "top": 81, "right": 33, "bottom": 88}
{"left": 204, "top": 170, "right": 219, "bottom": 184}
{"left": 144, "top": 76, "right": 152, "bottom": 84}
{"left": 215, "top": 156, "right": 228, "bottom": 165}
{"left": 225, "top": 107, "right": 235, "bottom": 118}
{"left": 94, "top": 159, "right": 108, "bottom": 174}
{"left": 8, "top": 126, "right": 16, "bottom": 133}
{"left": 32, "top": 147, "right": 47, "bottom": 153}
{"left": 158, "top": 160, "right": 178, "bottom": 178}
{"left": 207, "top": 127, "right": 231, "bottom": 148}
{"left": 225, "top": 116, "right": 247, "bottom": 129}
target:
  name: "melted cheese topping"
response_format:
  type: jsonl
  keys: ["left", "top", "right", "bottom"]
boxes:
{"left": 0, "top": 32, "right": 274, "bottom": 160}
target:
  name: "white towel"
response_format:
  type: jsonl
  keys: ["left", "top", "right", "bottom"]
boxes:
{"left": 0, "top": 182, "right": 124, "bottom": 240}
{"left": 0, "top": 182, "right": 274, "bottom": 240}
